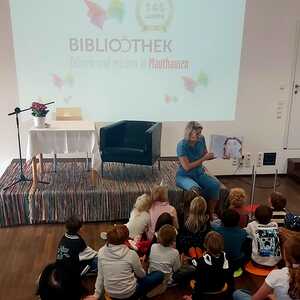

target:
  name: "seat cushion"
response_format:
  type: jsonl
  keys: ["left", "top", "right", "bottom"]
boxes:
{"left": 103, "top": 146, "right": 145, "bottom": 156}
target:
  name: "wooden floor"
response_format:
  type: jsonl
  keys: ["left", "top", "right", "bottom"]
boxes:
{"left": 0, "top": 175, "right": 299, "bottom": 300}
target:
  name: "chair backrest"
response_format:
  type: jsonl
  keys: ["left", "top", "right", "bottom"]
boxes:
{"left": 123, "top": 121, "right": 155, "bottom": 148}
{"left": 55, "top": 107, "right": 82, "bottom": 121}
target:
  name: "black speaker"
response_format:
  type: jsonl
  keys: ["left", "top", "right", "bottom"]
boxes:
{"left": 263, "top": 152, "right": 276, "bottom": 166}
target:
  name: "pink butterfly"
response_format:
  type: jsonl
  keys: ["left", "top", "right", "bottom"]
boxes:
{"left": 52, "top": 74, "right": 64, "bottom": 89}
{"left": 165, "top": 94, "right": 172, "bottom": 103}
{"left": 164, "top": 94, "right": 178, "bottom": 104}
{"left": 84, "top": 0, "right": 107, "bottom": 29}
{"left": 181, "top": 76, "right": 198, "bottom": 93}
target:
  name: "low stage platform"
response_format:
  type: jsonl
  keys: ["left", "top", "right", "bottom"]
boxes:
{"left": 0, "top": 159, "right": 183, "bottom": 227}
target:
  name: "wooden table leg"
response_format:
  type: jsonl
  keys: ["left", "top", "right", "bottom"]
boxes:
{"left": 30, "top": 156, "right": 38, "bottom": 194}
{"left": 38, "top": 153, "right": 44, "bottom": 175}
{"left": 91, "top": 169, "right": 98, "bottom": 186}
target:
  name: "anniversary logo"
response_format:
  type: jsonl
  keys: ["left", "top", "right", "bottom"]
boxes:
{"left": 136, "top": 0, "right": 174, "bottom": 32}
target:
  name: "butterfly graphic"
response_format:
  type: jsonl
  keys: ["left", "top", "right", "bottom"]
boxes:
{"left": 52, "top": 74, "right": 64, "bottom": 89}
{"left": 164, "top": 94, "right": 179, "bottom": 104}
{"left": 181, "top": 76, "right": 198, "bottom": 93}
{"left": 84, "top": 0, "right": 107, "bottom": 29}
{"left": 182, "top": 71, "right": 208, "bottom": 93}
{"left": 52, "top": 73, "right": 74, "bottom": 89}
{"left": 107, "top": 0, "right": 125, "bottom": 23}
{"left": 63, "top": 96, "right": 72, "bottom": 103}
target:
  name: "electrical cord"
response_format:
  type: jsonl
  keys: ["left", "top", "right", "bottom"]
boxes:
{"left": 231, "top": 161, "right": 280, "bottom": 189}
{"left": 237, "top": 176, "right": 280, "bottom": 189}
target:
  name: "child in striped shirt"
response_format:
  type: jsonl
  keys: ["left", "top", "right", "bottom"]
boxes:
{"left": 268, "top": 191, "right": 287, "bottom": 227}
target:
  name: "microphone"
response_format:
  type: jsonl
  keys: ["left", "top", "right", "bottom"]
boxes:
{"left": 43, "top": 101, "right": 55, "bottom": 106}
{"left": 7, "top": 101, "right": 56, "bottom": 116}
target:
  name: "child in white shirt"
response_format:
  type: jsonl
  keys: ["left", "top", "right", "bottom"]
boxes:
{"left": 149, "top": 224, "right": 181, "bottom": 281}
{"left": 233, "top": 236, "right": 300, "bottom": 300}
{"left": 246, "top": 205, "right": 281, "bottom": 267}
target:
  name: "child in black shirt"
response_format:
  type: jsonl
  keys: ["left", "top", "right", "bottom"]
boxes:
{"left": 183, "top": 231, "right": 231, "bottom": 299}
{"left": 56, "top": 215, "right": 97, "bottom": 275}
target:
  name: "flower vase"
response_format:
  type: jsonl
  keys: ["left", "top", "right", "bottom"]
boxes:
{"left": 33, "top": 116, "right": 46, "bottom": 128}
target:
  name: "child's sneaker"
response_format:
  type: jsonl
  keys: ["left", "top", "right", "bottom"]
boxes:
{"left": 167, "top": 279, "right": 178, "bottom": 287}
{"left": 210, "top": 217, "right": 222, "bottom": 227}
{"left": 80, "top": 265, "right": 91, "bottom": 276}
{"left": 233, "top": 267, "right": 243, "bottom": 278}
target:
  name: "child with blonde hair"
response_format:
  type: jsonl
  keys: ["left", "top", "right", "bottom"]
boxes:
{"left": 178, "top": 196, "right": 210, "bottom": 258}
{"left": 126, "top": 193, "right": 152, "bottom": 241}
{"left": 148, "top": 184, "right": 179, "bottom": 240}
{"left": 229, "top": 187, "right": 249, "bottom": 228}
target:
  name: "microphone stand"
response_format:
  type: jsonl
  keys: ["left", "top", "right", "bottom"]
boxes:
{"left": 3, "top": 102, "right": 54, "bottom": 191}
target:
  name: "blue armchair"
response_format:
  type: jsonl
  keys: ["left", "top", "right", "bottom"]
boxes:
{"left": 100, "top": 120, "right": 162, "bottom": 175}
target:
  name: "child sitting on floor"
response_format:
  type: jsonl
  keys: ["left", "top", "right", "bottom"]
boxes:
{"left": 148, "top": 224, "right": 181, "bottom": 284}
{"left": 149, "top": 224, "right": 195, "bottom": 286}
{"left": 268, "top": 191, "right": 287, "bottom": 227}
{"left": 37, "top": 260, "right": 85, "bottom": 300}
{"left": 178, "top": 196, "right": 211, "bottom": 259}
{"left": 145, "top": 212, "right": 174, "bottom": 256}
{"left": 233, "top": 235, "right": 300, "bottom": 300}
{"left": 148, "top": 184, "right": 179, "bottom": 240}
{"left": 126, "top": 193, "right": 152, "bottom": 242}
{"left": 229, "top": 187, "right": 249, "bottom": 228}
{"left": 246, "top": 205, "right": 281, "bottom": 267}
{"left": 183, "top": 231, "right": 231, "bottom": 300}
{"left": 214, "top": 209, "right": 250, "bottom": 274}
{"left": 56, "top": 215, "right": 98, "bottom": 275}
{"left": 91, "top": 225, "right": 164, "bottom": 300}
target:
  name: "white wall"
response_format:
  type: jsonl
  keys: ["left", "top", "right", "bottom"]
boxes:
{"left": 1, "top": 0, "right": 300, "bottom": 175}
{"left": 161, "top": 0, "right": 300, "bottom": 175}
{"left": 0, "top": 0, "right": 18, "bottom": 173}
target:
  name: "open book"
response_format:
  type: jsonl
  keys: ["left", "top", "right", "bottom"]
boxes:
{"left": 209, "top": 135, "right": 243, "bottom": 159}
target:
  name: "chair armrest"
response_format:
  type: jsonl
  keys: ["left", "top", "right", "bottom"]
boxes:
{"left": 146, "top": 122, "right": 161, "bottom": 134}
{"left": 100, "top": 121, "right": 126, "bottom": 149}
{"left": 145, "top": 122, "right": 162, "bottom": 158}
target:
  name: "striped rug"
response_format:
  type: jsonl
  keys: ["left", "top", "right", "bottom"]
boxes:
{"left": 0, "top": 159, "right": 184, "bottom": 227}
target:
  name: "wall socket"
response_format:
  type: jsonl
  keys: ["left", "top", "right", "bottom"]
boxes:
{"left": 232, "top": 158, "right": 238, "bottom": 166}
{"left": 257, "top": 152, "right": 263, "bottom": 167}
{"left": 245, "top": 152, "right": 251, "bottom": 168}
{"left": 233, "top": 156, "right": 245, "bottom": 168}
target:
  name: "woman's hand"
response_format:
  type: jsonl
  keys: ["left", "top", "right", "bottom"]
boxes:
{"left": 203, "top": 152, "right": 215, "bottom": 161}
{"left": 183, "top": 295, "right": 192, "bottom": 300}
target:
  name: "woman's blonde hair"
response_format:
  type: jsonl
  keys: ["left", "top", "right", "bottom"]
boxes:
{"left": 284, "top": 237, "right": 300, "bottom": 299}
{"left": 133, "top": 194, "right": 152, "bottom": 213}
{"left": 185, "top": 196, "right": 208, "bottom": 233}
{"left": 151, "top": 185, "right": 168, "bottom": 203}
{"left": 184, "top": 121, "right": 203, "bottom": 140}
{"left": 229, "top": 188, "right": 246, "bottom": 208}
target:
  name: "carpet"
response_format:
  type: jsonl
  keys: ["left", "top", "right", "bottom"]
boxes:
{"left": 0, "top": 159, "right": 183, "bottom": 227}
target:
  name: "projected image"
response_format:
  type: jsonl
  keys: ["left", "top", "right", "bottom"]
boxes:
{"left": 9, "top": 0, "right": 246, "bottom": 121}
